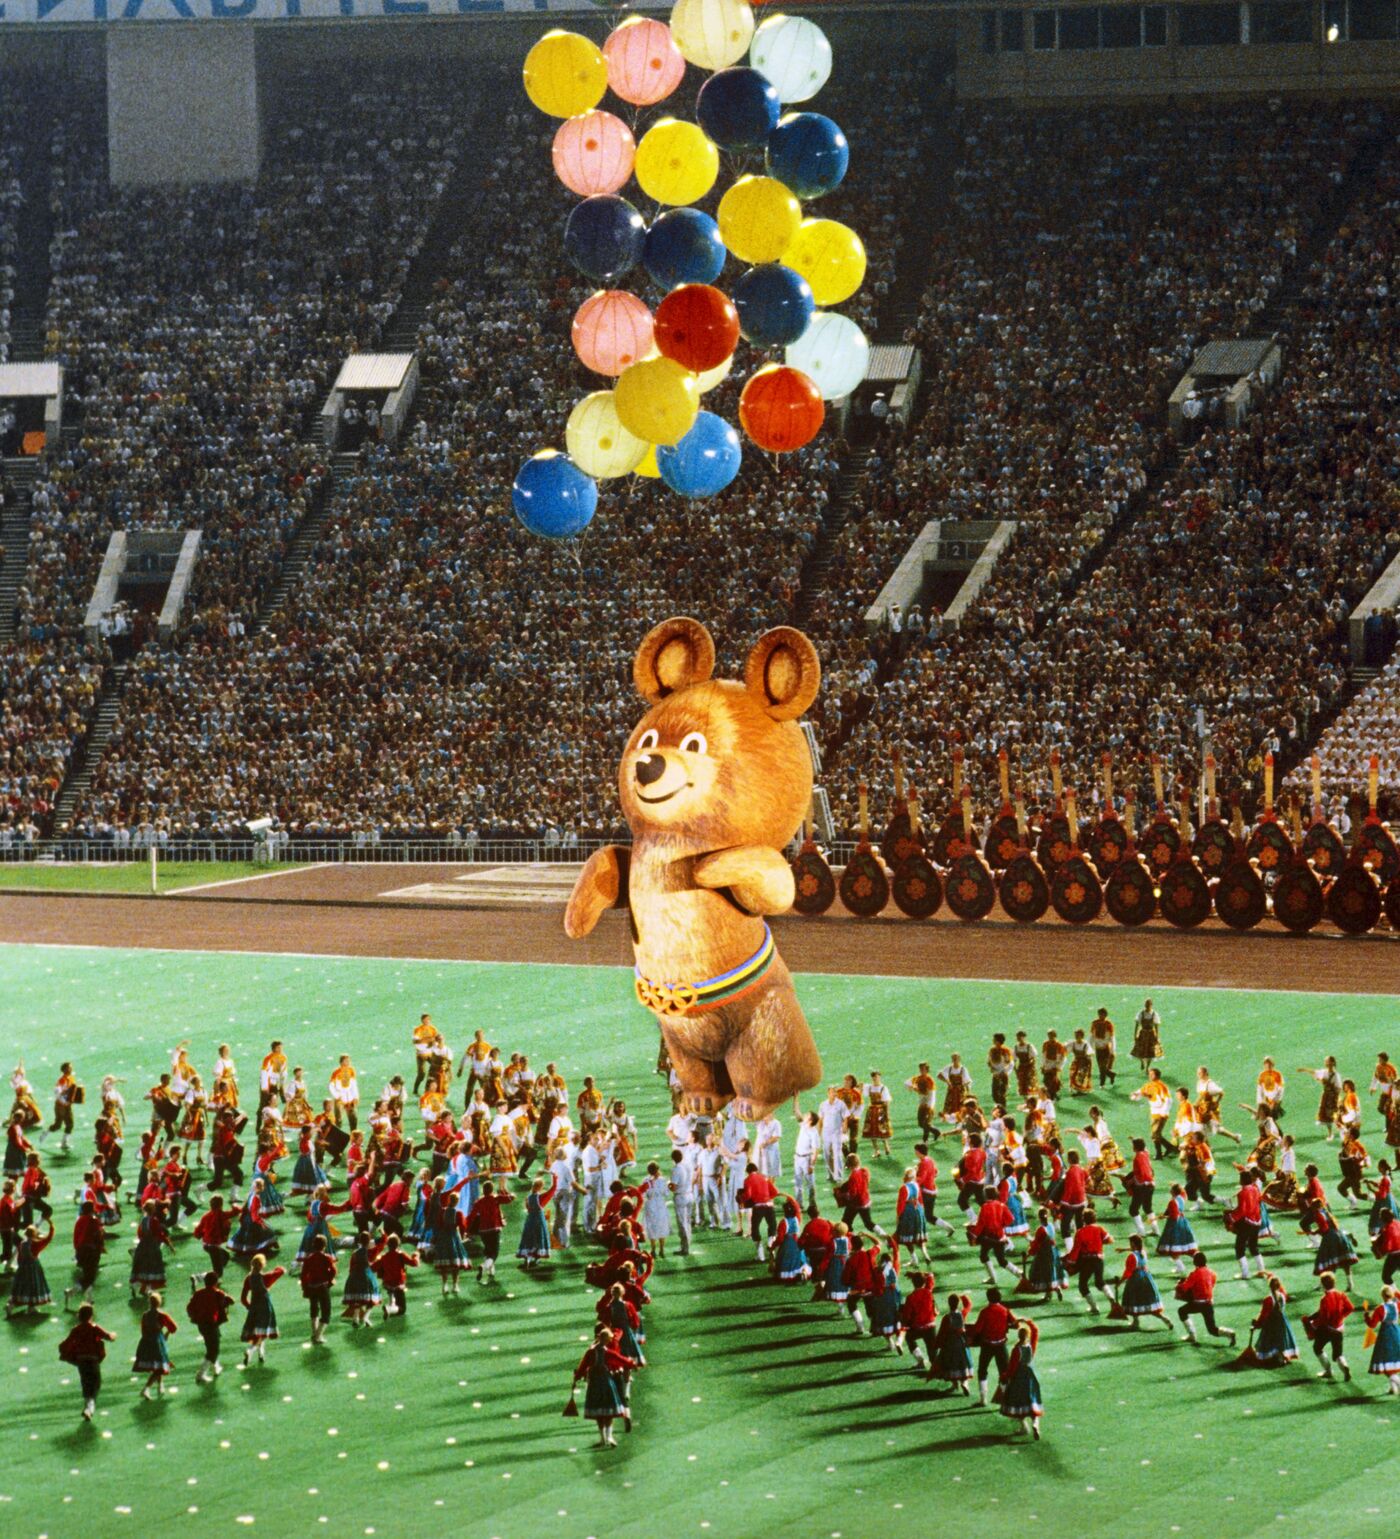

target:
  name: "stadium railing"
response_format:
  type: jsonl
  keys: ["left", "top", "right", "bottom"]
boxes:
{"left": 0, "top": 839, "right": 866, "bottom": 868}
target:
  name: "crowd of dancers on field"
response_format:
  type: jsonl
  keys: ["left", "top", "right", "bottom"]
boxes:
{"left": 7, "top": 999, "right": 1400, "bottom": 1443}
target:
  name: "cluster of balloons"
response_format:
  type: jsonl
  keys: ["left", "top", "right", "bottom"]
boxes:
{"left": 512, "top": 1, "right": 872, "bottom": 540}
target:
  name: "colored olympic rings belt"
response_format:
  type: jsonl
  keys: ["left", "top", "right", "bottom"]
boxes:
{"left": 634, "top": 926, "right": 775, "bottom": 1017}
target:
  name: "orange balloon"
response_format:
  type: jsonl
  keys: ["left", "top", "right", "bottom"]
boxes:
{"left": 738, "top": 364, "right": 824, "bottom": 453}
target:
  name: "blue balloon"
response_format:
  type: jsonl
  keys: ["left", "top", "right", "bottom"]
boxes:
{"left": 512, "top": 452, "right": 598, "bottom": 540}
{"left": 657, "top": 412, "right": 742, "bottom": 499}
{"left": 696, "top": 67, "right": 781, "bottom": 152}
{"left": 765, "top": 112, "right": 849, "bottom": 200}
{"left": 563, "top": 196, "right": 647, "bottom": 284}
{"left": 644, "top": 208, "right": 726, "bottom": 289}
{"left": 732, "top": 263, "right": 815, "bottom": 348}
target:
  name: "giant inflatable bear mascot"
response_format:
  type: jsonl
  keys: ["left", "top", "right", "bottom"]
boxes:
{"left": 565, "top": 616, "right": 824, "bottom": 1120}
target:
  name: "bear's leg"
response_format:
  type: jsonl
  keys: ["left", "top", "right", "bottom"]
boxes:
{"left": 660, "top": 1022, "right": 734, "bottom": 1118}
{"left": 724, "top": 984, "right": 822, "bottom": 1122}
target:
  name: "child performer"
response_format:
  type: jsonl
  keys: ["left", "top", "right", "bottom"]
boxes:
{"left": 371, "top": 1234, "right": 417, "bottom": 1319}
{"left": 465, "top": 1177, "right": 514, "bottom": 1283}
{"left": 1367, "top": 1286, "right": 1400, "bottom": 1393}
{"left": 7, "top": 1220, "right": 54, "bottom": 1316}
{"left": 133, "top": 1291, "right": 178, "bottom": 1398}
{"left": 1174, "top": 1251, "right": 1237, "bottom": 1346}
{"left": 1239, "top": 1274, "right": 1298, "bottom": 1369}
{"left": 1156, "top": 1183, "right": 1197, "bottom": 1273}
{"left": 932, "top": 1292, "right": 975, "bottom": 1394}
{"left": 340, "top": 1233, "right": 381, "bottom": 1327}
{"left": 895, "top": 1168, "right": 932, "bottom": 1264}
{"left": 999, "top": 1322, "right": 1044, "bottom": 1439}
{"left": 299, "top": 1235, "right": 338, "bottom": 1345}
{"left": 516, "top": 1175, "right": 557, "bottom": 1269}
{"left": 239, "top": 1254, "right": 285, "bottom": 1367}
{"left": 1303, "top": 1272, "right": 1353, "bottom": 1382}
{"left": 571, "top": 1326, "right": 637, "bottom": 1448}
{"left": 187, "top": 1272, "right": 234, "bottom": 1383}
{"left": 1022, "top": 1207, "right": 1066, "bottom": 1302}
{"left": 1114, "top": 1233, "right": 1168, "bottom": 1329}
{"left": 58, "top": 1302, "right": 116, "bottom": 1420}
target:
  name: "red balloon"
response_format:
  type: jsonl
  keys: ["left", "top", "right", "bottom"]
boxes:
{"left": 653, "top": 284, "right": 740, "bottom": 375}
{"left": 739, "top": 364, "right": 824, "bottom": 453}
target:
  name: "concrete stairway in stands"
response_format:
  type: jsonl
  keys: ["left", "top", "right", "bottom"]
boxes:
{"left": 256, "top": 451, "right": 360, "bottom": 631}
{"left": 47, "top": 663, "right": 128, "bottom": 835}
{"left": 0, "top": 458, "right": 39, "bottom": 641}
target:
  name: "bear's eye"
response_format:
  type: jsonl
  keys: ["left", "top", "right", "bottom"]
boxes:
{"left": 636, "top": 729, "right": 659, "bottom": 752}
{"left": 679, "top": 732, "right": 708, "bottom": 756}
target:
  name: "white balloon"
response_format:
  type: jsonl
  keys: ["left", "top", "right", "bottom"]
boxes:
{"left": 566, "top": 391, "right": 649, "bottom": 479}
{"left": 696, "top": 356, "right": 732, "bottom": 394}
{"left": 750, "top": 14, "right": 832, "bottom": 105}
{"left": 670, "top": 0, "right": 755, "bottom": 72}
{"left": 784, "top": 311, "right": 869, "bottom": 401}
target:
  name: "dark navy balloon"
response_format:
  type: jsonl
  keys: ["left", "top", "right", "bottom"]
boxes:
{"left": 563, "top": 196, "right": 647, "bottom": 284}
{"left": 765, "top": 112, "right": 849, "bottom": 200}
{"left": 512, "top": 452, "right": 598, "bottom": 540}
{"left": 643, "top": 208, "right": 726, "bottom": 289}
{"left": 732, "top": 263, "right": 815, "bottom": 348}
{"left": 657, "top": 412, "right": 742, "bottom": 498}
{"left": 696, "top": 67, "right": 782, "bottom": 152}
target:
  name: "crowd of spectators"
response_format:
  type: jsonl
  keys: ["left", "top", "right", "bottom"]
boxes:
{"left": 5, "top": 64, "right": 1397, "bottom": 846}
{"left": 831, "top": 114, "right": 1400, "bottom": 835}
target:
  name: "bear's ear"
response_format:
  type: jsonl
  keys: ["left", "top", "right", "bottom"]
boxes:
{"left": 633, "top": 617, "right": 716, "bottom": 704}
{"left": 745, "top": 627, "right": 821, "bottom": 721}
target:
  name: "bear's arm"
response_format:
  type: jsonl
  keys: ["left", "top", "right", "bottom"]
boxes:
{"left": 692, "top": 845, "right": 795, "bottom": 916}
{"left": 564, "top": 845, "right": 630, "bottom": 939}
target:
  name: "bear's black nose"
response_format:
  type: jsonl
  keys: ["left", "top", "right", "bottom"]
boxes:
{"left": 635, "top": 753, "right": 666, "bottom": 787}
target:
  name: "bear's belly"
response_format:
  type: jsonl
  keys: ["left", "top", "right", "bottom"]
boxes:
{"left": 629, "top": 879, "right": 766, "bottom": 986}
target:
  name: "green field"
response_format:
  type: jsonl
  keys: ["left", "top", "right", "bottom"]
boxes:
{"left": 0, "top": 863, "right": 292, "bottom": 894}
{"left": 0, "top": 944, "right": 1396, "bottom": 1539}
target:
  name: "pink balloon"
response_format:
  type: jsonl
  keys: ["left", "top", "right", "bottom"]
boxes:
{"left": 603, "top": 17, "right": 686, "bottom": 108}
{"left": 572, "top": 290, "right": 655, "bottom": 377}
{"left": 552, "top": 110, "right": 636, "bottom": 199}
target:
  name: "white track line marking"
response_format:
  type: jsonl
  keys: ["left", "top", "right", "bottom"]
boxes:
{"left": 171, "top": 863, "right": 332, "bottom": 895}
{"left": 0, "top": 940, "right": 1393, "bottom": 998}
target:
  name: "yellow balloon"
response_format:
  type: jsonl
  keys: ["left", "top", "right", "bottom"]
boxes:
{"left": 670, "top": 0, "right": 755, "bottom": 70}
{"left": 523, "top": 30, "right": 608, "bottom": 119}
{"left": 565, "top": 391, "right": 649, "bottom": 480}
{"left": 718, "top": 175, "right": 801, "bottom": 266}
{"left": 614, "top": 357, "right": 700, "bottom": 447}
{"left": 696, "top": 356, "right": 732, "bottom": 394}
{"left": 784, "top": 218, "right": 867, "bottom": 306}
{"left": 635, "top": 119, "right": 719, "bottom": 207}
{"left": 633, "top": 444, "right": 661, "bottom": 479}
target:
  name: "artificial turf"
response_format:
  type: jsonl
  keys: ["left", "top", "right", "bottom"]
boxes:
{"left": 0, "top": 942, "right": 1396, "bottom": 1539}
{"left": 0, "top": 864, "right": 291, "bottom": 895}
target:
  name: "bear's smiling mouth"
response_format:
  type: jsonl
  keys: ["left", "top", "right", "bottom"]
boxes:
{"left": 636, "top": 784, "right": 692, "bottom": 805}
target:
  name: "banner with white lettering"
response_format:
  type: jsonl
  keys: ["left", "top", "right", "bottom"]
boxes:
{"left": 0, "top": 0, "right": 670, "bottom": 22}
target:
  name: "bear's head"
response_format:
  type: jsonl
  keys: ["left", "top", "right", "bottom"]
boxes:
{"left": 619, "top": 616, "right": 820, "bottom": 853}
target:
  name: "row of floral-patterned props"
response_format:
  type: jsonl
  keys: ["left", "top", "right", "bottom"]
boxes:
{"left": 512, "top": 1, "right": 871, "bottom": 538}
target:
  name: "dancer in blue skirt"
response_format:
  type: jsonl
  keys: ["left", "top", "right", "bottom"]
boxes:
{"left": 229, "top": 1181, "right": 279, "bottom": 1259}
{"left": 516, "top": 1175, "right": 556, "bottom": 1268}
{"left": 1022, "top": 1207, "right": 1066, "bottom": 1301}
{"left": 571, "top": 1326, "right": 638, "bottom": 1448}
{"left": 238, "top": 1254, "right": 285, "bottom": 1367}
{"left": 1313, "top": 1211, "right": 1359, "bottom": 1284}
{"left": 932, "top": 1292, "right": 974, "bottom": 1393}
{"left": 7, "top": 1221, "right": 54, "bottom": 1316}
{"left": 825, "top": 1226, "right": 850, "bottom": 1305}
{"left": 868, "top": 1246, "right": 902, "bottom": 1347}
{"left": 129, "top": 1200, "right": 174, "bottom": 1298}
{"left": 290, "top": 1129, "right": 329, "bottom": 1198}
{"left": 1241, "top": 1274, "right": 1299, "bottom": 1368}
{"left": 999, "top": 1322, "right": 1044, "bottom": 1438}
{"left": 774, "top": 1200, "right": 811, "bottom": 1281}
{"left": 1156, "top": 1184, "right": 1197, "bottom": 1273}
{"left": 1368, "top": 1160, "right": 1400, "bottom": 1237}
{"left": 1366, "top": 1287, "right": 1400, "bottom": 1393}
{"left": 294, "top": 1185, "right": 349, "bottom": 1269}
{"left": 340, "top": 1233, "right": 381, "bottom": 1328}
{"left": 132, "top": 1291, "right": 177, "bottom": 1399}
{"left": 895, "top": 1170, "right": 931, "bottom": 1264}
{"left": 1114, "top": 1234, "right": 1169, "bottom": 1329}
